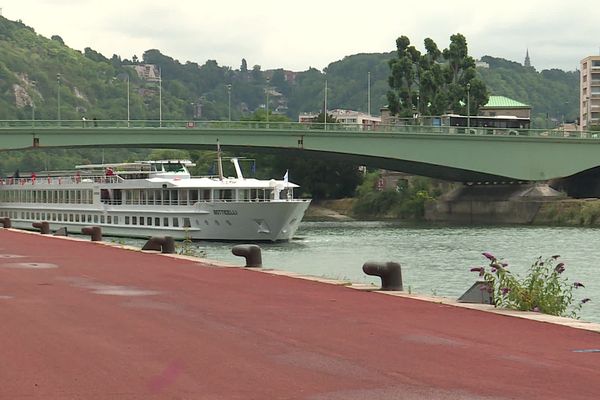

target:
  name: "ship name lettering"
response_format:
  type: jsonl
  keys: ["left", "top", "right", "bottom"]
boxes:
{"left": 213, "top": 209, "right": 238, "bottom": 215}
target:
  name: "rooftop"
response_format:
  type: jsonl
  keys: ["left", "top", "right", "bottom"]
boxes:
{"left": 483, "top": 95, "right": 530, "bottom": 109}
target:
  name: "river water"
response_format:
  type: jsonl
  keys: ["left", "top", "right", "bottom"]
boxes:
{"left": 118, "top": 221, "right": 599, "bottom": 324}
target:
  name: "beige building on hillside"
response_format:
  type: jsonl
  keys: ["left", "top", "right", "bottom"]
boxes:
{"left": 580, "top": 55, "right": 600, "bottom": 130}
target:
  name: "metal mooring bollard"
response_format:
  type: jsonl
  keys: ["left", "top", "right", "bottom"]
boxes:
{"left": 32, "top": 221, "right": 50, "bottom": 235}
{"left": 0, "top": 217, "right": 11, "bottom": 228}
{"left": 232, "top": 244, "right": 262, "bottom": 268}
{"left": 81, "top": 226, "right": 102, "bottom": 242}
{"left": 142, "top": 236, "right": 175, "bottom": 254}
{"left": 362, "top": 261, "right": 403, "bottom": 291}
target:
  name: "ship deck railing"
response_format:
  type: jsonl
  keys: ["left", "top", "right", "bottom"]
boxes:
{"left": 0, "top": 175, "right": 124, "bottom": 186}
{"left": 100, "top": 198, "right": 308, "bottom": 206}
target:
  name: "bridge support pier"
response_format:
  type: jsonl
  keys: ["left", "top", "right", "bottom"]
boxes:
{"left": 425, "top": 183, "right": 566, "bottom": 224}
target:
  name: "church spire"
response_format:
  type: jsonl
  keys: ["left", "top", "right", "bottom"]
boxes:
{"left": 524, "top": 49, "right": 531, "bottom": 68}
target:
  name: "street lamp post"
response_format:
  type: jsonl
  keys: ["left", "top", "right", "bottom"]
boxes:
{"left": 158, "top": 66, "right": 162, "bottom": 127}
{"left": 31, "top": 80, "right": 36, "bottom": 127}
{"left": 324, "top": 79, "right": 328, "bottom": 131}
{"left": 56, "top": 73, "right": 61, "bottom": 126}
{"left": 367, "top": 71, "right": 371, "bottom": 116}
{"left": 227, "top": 84, "right": 232, "bottom": 122}
{"left": 265, "top": 77, "right": 270, "bottom": 125}
{"left": 466, "top": 83, "right": 471, "bottom": 131}
{"left": 127, "top": 74, "right": 130, "bottom": 127}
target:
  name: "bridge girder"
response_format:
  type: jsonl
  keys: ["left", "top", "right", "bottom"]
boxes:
{"left": 1, "top": 126, "right": 598, "bottom": 182}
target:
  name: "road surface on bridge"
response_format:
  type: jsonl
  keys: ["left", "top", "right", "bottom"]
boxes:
{"left": 1, "top": 229, "right": 598, "bottom": 399}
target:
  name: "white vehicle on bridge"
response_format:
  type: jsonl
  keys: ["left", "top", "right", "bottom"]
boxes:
{"left": 0, "top": 157, "right": 310, "bottom": 242}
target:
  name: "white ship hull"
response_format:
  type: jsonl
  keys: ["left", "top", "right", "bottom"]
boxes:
{"left": 4, "top": 200, "right": 310, "bottom": 241}
{"left": 0, "top": 159, "right": 311, "bottom": 242}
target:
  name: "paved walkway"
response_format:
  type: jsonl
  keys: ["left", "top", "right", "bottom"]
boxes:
{"left": 1, "top": 229, "right": 599, "bottom": 399}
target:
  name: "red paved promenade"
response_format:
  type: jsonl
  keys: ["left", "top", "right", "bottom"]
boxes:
{"left": 1, "top": 229, "right": 599, "bottom": 399}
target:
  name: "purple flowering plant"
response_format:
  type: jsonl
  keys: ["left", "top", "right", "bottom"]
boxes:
{"left": 471, "top": 253, "right": 588, "bottom": 318}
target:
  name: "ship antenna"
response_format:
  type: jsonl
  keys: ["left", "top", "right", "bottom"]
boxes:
{"left": 217, "top": 139, "right": 224, "bottom": 180}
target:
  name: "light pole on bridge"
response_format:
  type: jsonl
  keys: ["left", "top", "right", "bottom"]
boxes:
{"left": 126, "top": 74, "right": 130, "bottom": 127}
{"left": 265, "top": 77, "right": 270, "bottom": 125}
{"left": 227, "top": 84, "right": 232, "bottom": 122}
{"left": 466, "top": 83, "right": 471, "bottom": 131}
{"left": 56, "top": 73, "right": 61, "bottom": 126}
{"left": 324, "top": 78, "right": 328, "bottom": 131}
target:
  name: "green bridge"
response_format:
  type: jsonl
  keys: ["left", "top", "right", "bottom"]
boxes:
{"left": 0, "top": 120, "right": 598, "bottom": 184}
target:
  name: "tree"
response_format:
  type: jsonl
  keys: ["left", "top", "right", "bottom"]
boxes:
{"left": 387, "top": 36, "right": 421, "bottom": 117}
{"left": 50, "top": 35, "right": 64, "bottom": 45}
{"left": 387, "top": 33, "right": 488, "bottom": 118}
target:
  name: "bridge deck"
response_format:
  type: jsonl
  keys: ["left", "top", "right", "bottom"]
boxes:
{"left": 2, "top": 121, "right": 600, "bottom": 182}
{"left": 1, "top": 229, "right": 599, "bottom": 399}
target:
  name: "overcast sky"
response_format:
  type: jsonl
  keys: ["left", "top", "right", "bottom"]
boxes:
{"left": 2, "top": 0, "right": 599, "bottom": 72}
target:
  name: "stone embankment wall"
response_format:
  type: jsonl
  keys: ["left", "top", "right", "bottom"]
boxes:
{"left": 308, "top": 187, "right": 600, "bottom": 226}
{"left": 425, "top": 183, "right": 600, "bottom": 226}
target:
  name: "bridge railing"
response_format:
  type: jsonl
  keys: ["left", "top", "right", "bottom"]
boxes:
{"left": 0, "top": 119, "right": 595, "bottom": 139}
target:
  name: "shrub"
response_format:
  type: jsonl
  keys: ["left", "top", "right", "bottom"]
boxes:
{"left": 470, "top": 253, "right": 589, "bottom": 318}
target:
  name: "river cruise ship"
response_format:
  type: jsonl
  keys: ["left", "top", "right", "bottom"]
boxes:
{"left": 0, "top": 159, "right": 311, "bottom": 241}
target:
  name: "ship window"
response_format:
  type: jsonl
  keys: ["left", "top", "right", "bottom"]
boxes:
{"left": 162, "top": 190, "right": 170, "bottom": 205}
{"left": 163, "top": 217, "right": 169, "bottom": 227}
{"left": 238, "top": 189, "right": 249, "bottom": 201}
{"left": 107, "top": 215, "right": 112, "bottom": 224}
{"left": 180, "top": 190, "right": 189, "bottom": 205}
{"left": 113, "top": 216, "right": 118, "bottom": 224}
{"left": 132, "top": 216, "right": 137, "bottom": 225}
{"left": 172, "top": 218, "right": 179, "bottom": 227}
{"left": 183, "top": 218, "right": 191, "bottom": 228}
{"left": 155, "top": 217, "right": 160, "bottom": 226}
{"left": 69, "top": 214, "right": 74, "bottom": 222}
{"left": 140, "top": 190, "right": 147, "bottom": 205}
{"left": 125, "top": 216, "right": 130, "bottom": 225}
{"left": 75, "top": 214, "right": 80, "bottom": 223}
{"left": 147, "top": 217, "right": 152, "bottom": 225}
{"left": 52, "top": 213, "right": 56, "bottom": 221}
{"left": 200, "top": 189, "right": 211, "bottom": 201}
{"left": 190, "top": 189, "right": 199, "bottom": 203}
{"left": 218, "top": 189, "right": 233, "bottom": 201}
{"left": 214, "top": 220, "right": 220, "bottom": 226}
{"left": 100, "top": 216, "right": 105, "bottom": 224}
{"left": 226, "top": 220, "right": 232, "bottom": 226}
{"left": 58, "top": 214, "right": 62, "bottom": 222}
{"left": 94, "top": 215, "right": 98, "bottom": 223}
{"left": 154, "top": 190, "right": 162, "bottom": 205}
{"left": 36, "top": 212, "right": 40, "bottom": 220}
{"left": 251, "top": 189, "right": 266, "bottom": 201}
{"left": 171, "top": 190, "right": 178, "bottom": 205}
{"left": 204, "top": 220, "right": 209, "bottom": 225}
{"left": 87, "top": 215, "right": 92, "bottom": 223}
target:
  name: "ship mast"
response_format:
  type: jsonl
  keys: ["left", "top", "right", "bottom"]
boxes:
{"left": 217, "top": 140, "right": 224, "bottom": 180}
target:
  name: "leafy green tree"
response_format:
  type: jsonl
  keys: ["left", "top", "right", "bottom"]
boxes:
{"left": 387, "top": 33, "right": 488, "bottom": 118}
{"left": 50, "top": 35, "right": 64, "bottom": 45}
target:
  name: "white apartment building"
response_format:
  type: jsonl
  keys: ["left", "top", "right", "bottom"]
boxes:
{"left": 580, "top": 56, "right": 600, "bottom": 130}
